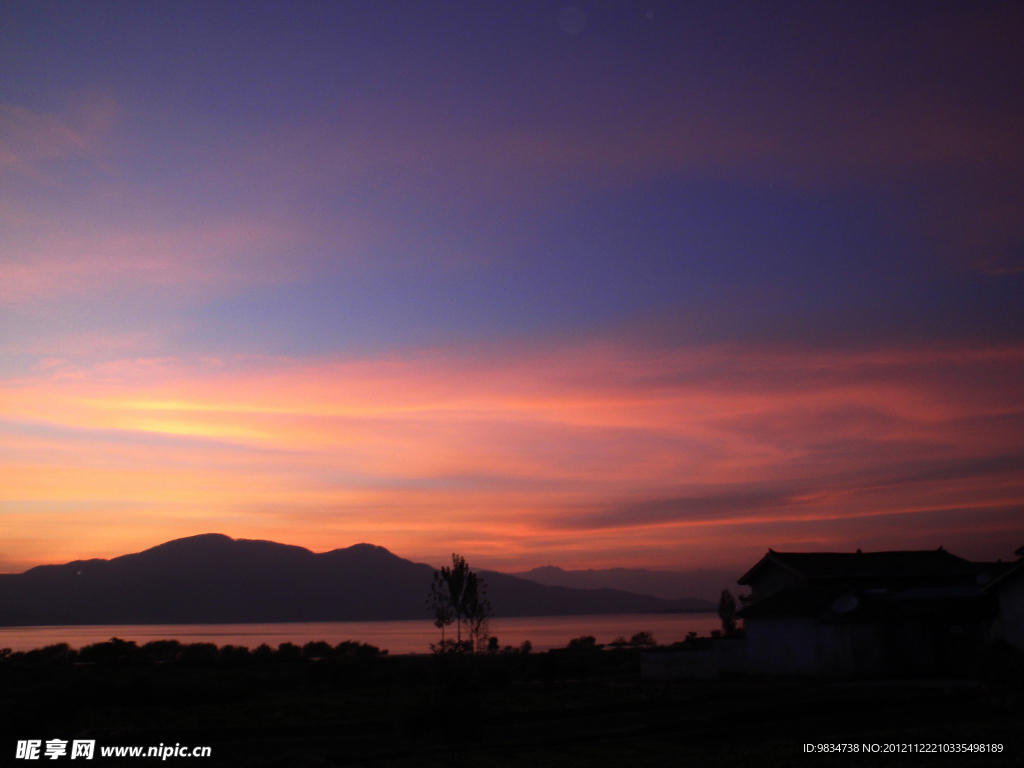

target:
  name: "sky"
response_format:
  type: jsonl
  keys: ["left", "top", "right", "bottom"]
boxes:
{"left": 1, "top": 1, "right": 1022, "bottom": 574}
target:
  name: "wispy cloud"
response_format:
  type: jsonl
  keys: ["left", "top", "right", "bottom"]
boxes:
{"left": 0, "top": 103, "right": 87, "bottom": 176}
{"left": 0, "top": 94, "right": 118, "bottom": 179}
{"left": 0, "top": 220, "right": 304, "bottom": 304}
{"left": 2, "top": 339, "right": 1021, "bottom": 569}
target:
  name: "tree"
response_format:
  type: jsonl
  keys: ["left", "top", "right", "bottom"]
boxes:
{"left": 428, "top": 569, "right": 455, "bottom": 649}
{"left": 464, "top": 570, "right": 491, "bottom": 653}
{"left": 567, "top": 635, "right": 599, "bottom": 651}
{"left": 630, "top": 630, "right": 656, "bottom": 647}
{"left": 718, "top": 589, "right": 738, "bottom": 637}
{"left": 428, "top": 553, "right": 491, "bottom": 653}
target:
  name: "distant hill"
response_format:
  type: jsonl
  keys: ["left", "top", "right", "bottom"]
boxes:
{"left": 510, "top": 565, "right": 740, "bottom": 603}
{"left": 0, "top": 534, "right": 714, "bottom": 626}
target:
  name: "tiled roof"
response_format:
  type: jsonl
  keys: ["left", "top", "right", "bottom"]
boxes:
{"left": 738, "top": 548, "right": 975, "bottom": 584}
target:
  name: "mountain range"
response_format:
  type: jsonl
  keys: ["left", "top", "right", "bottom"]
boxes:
{"left": 512, "top": 565, "right": 741, "bottom": 603}
{"left": 0, "top": 534, "right": 716, "bottom": 626}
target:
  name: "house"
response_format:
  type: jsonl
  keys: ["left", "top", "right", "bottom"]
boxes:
{"left": 734, "top": 548, "right": 1013, "bottom": 677}
{"left": 641, "top": 546, "right": 1020, "bottom": 680}
{"left": 737, "top": 547, "right": 989, "bottom": 602}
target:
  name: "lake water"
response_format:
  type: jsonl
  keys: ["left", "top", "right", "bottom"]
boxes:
{"left": 0, "top": 613, "right": 724, "bottom": 654}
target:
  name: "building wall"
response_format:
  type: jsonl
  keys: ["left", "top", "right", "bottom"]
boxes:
{"left": 747, "top": 566, "right": 806, "bottom": 601}
{"left": 745, "top": 618, "right": 887, "bottom": 676}
{"left": 745, "top": 618, "right": 821, "bottom": 674}
{"left": 998, "top": 574, "right": 1024, "bottom": 650}
{"left": 847, "top": 623, "right": 888, "bottom": 675}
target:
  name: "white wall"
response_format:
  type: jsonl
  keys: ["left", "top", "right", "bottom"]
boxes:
{"left": 745, "top": 618, "right": 822, "bottom": 675}
{"left": 998, "top": 575, "right": 1024, "bottom": 650}
{"left": 745, "top": 618, "right": 887, "bottom": 676}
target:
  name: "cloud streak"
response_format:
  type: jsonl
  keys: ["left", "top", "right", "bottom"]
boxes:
{"left": 2, "top": 339, "right": 1021, "bottom": 570}
{"left": 0, "top": 220, "right": 310, "bottom": 304}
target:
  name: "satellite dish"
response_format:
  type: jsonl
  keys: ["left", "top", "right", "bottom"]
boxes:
{"left": 831, "top": 595, "right": 859, "bottom": 613}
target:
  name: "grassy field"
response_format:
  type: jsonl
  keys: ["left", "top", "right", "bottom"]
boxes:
{"left": 1, "top": 640, "right": 1021, "bottom": 766}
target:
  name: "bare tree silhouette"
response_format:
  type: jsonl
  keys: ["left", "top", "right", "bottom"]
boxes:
{"left": 719, "top": 589, "right": 738, "bottom": 637}
{"left": 428, "top": 554, "right": 491, "bottom": 653}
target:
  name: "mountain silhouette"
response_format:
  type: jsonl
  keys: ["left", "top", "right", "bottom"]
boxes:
{"left": 511, "top": 564, "right": 738, "bottom": 603}
{"left": 0, "top": 534, "right": 714, "bottom": 626}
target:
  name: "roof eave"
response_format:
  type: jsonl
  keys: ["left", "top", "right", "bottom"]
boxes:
{"left": 983, "top": 559, "right": 1024, "bottom": 593}
{"left": 737, "top": 550, "right": 806, "bottom": 585}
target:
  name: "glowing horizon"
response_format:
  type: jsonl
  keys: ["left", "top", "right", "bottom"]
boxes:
{"left": 3, "top": 338, "right": 1021, "bottom": 573}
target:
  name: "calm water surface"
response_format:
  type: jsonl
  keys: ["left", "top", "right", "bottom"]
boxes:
{"left": 0, "top": 613, "right": 723, "bottom": 654}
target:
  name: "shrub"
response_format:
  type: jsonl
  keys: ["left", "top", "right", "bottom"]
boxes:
{"left": 220, "top": 644, "right": 251, "bottom": 662}
{"left": 141, "top": 640, "right": 182, "bottom": 663}
{"left": 180, "top": 643, "right": 219, "bottom": 663}
{"left": 276, "top": 642, "right": 302, "bottom": 660}
{"left": 301, "top": 641, "right": 334, "bottom": 659}
{"left": 335, "top": 640, "right": 382, "bottom": 657}
{"left": 79, "top": 637, "right": 138, "bottom": 664}
{"left": 253, "top": 643, "right": 274, "bottom": 661}
{"left": 567, "top": 635, "right": 602, "bottom": 651}
{"left": 630, "top": 631, "right": 656, "bottom": 647}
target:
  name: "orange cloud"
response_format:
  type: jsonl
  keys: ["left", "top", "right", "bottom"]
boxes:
{"left": 1, "top": 340, "right": 1022, "bottom": 571}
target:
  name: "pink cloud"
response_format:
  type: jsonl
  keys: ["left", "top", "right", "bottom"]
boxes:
{"left": 1, "top": 339, "right": 1021, "bottom": 571}
{"left": 0, "top": 94, "right": 119, "bottom": 178}
{"left": 0, "top": 220, "right": 307, "bottom": 304}
{"left": 0, "top": 103, "right": 87, "bottom": 176}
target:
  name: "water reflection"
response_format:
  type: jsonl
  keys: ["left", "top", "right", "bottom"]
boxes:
{"left": 0, "top": 613, "right": 723, "bottom": 653}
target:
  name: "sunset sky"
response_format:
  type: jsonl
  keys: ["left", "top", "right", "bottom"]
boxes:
{"left": 2, "top": 1, "right": 1022, "bottom": 574}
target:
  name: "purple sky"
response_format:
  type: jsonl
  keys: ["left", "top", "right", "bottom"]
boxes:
{"left": 1, "top": 2, "right": 1022, "bottom": 572}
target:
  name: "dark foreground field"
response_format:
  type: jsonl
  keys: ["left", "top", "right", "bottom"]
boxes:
{"left": 1, "top": 640, "right": 1021, "bottom": 767}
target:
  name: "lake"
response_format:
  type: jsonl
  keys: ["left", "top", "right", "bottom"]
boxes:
{"left": 0, "top": 613, "right": 724, "bottom": 654}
